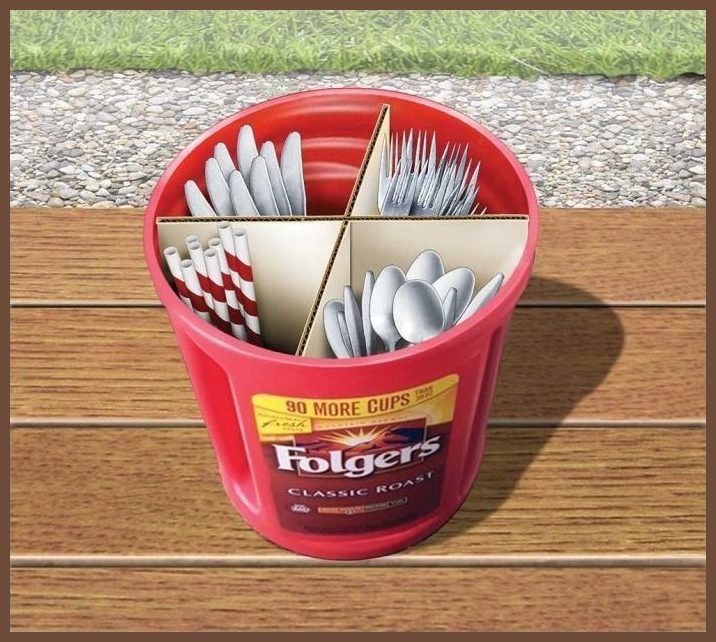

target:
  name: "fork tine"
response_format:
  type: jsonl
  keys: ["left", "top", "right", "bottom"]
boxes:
{"left": 403, "top": 172, "right": 418, "bottom": 211}
{"left": 456, "top": 145, "right": 469, "bottom": 185}
{"left": 381, "top": 166, "right": 401, "bottom": 214}
{"left": 393, "top": 133, "right": 399, "bottom": 176}
{"left": 429, "top": 132, "right": 437, "bottom": 174}
{"left": 422, "top": 131, "right": 428, "bottom": 171}
{"left": 414, "top": 130, "right": 422, "bottom": 173}
{"left": 378, "top": 136, "right": 389, "bottom": 206}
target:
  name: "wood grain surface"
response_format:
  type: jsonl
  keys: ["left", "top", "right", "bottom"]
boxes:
{"left": 9, "top": 207, "right": 706, "bottom": 631}
{"left": 10, "top": 208, "right": 706, "bottom": 305}
{"left": 10, "top": 307, "right": 705, "bottom": 422}
{"left": 11, "top": 568, "right": 706, "bottom": 631}
{"left": 11, "top": 427, "right": 705, "bottom": 556}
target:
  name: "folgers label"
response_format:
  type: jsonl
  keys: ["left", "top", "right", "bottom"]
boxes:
{"left": 252, "top": 374, "right": 458, "bottom": 534}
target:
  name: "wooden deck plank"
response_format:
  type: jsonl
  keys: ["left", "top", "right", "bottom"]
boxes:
{"left": 11, "top": 567, "right": 705, "bottom": 631}
{"left": 10, "top": 427, "right": 705, "bottom": 556}
{"left": 10, "top": 307, "right": 705, "bottom": 422}
{"left": 10, "top": 208, "right": 706, "bottom": 305}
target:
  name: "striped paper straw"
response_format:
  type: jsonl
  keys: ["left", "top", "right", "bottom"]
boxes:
{"left": 163, "top": 247, "right": 193, "bottom": 310}
{"left": 232, "top": 228, "right": 262, "bottom": 345}
{"left": 208, "top": 237, "right": 247, "bottom": 341}
{"left": 217, "top": 221, "right": 245, "bottom": 317}
{"left": 187, "top": 239, "right": 214, "bottom": 311}
{"left": 203, "top": 248, "right": 235, "bottom": 336}
{"left": 178, "top": 259, "right": 211, "bottom": 322}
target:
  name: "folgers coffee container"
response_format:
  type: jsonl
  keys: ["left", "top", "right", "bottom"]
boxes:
{"left": 145, "top": 89, "right": 539, "bottom": 559}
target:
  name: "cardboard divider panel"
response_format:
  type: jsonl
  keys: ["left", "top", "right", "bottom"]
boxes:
{"left": 299, "top": 224, "right": 353, "bottom": 358}
{"left": 344, "top": 105, "right": 389, "bottom": 217}
{"left": 300, "top": 216, "right": 529, "bottom": 358}
{"left": 157, "top": 217, "right": 343, "bottom": 354}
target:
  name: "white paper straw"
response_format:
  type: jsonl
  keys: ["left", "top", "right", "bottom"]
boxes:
{"left": 179, "top": 259, "right": 211, "bottom": 322}
{"left": 163, "top": 246, "right": 193, "bottom": 310}
{"left": 232, "top": 228, "right": 261, "bottom": 342}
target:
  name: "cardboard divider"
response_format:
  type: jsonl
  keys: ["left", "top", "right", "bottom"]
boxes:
{"left": 156, "top": 102, "right": 532, "bottom": 359}
{"left": 343, "top": 104, "right": 389, "bottom": 217}
{"left": 299, "top": 216, "right": 529, "bottom": 358}
{"left": 157, "top": 217, "right": 344, "bottom": 355}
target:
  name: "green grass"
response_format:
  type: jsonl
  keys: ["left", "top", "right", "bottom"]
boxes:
{"left": 10, "top": 10, "right": 706, "bottom": 79}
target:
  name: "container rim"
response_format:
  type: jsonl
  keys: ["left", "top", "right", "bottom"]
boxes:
{"left": 144, "top": 87, "right": 539, "bottom": 368}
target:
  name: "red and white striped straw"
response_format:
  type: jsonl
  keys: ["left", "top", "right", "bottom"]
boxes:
{"left": 217, "top": 221, "right": 245, "bottom": 317}
{"left": 178, "top": 259, "right": 211, "bottom": 322}
{"left": 186, "top": 239, "right": 214, "bottom": 311}
{"left": 208, "top": 237, "right": 247, "bottom": 341}
{"left": 232, "top": 228, "right": 262, "bottom": 345}
{"left": 203, "top": 248, "right": 234, "bottom": 335}
{"left": 163, "top": 246, "right": 193, "bottom": 310}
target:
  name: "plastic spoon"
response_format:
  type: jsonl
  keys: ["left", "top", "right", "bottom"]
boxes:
{"left": 369, "top": 265, "right": 406, "bottom": 352}
{"left": 456, "top": 272, "right": 504, "bottom": 324}
{"left": 362, "top": 271, "right": 375, "bottom": 355}
{"left": 205, "top": 158, "right": 233, "bottom": 215}
{"left": 344, "top": 285, "right": 366, "bottom": 357}
{"left": 432, "top": 267, "right": 475, "bottom": 320}
{"left": 393, "top": 280, "right": 444, "bottom": 345}
{"left": 441, "top": 287, "right": 457, "bottom": 330}
{"left": 323, "top": 300, "right": 352, "bottom": 359}
{"left": 406, "top": 249, "right": 445, "bottom": 283}
{"left": 260, "top": 141, "right": 292, "bottom": 216}
{"left": 237, "top": 124, "right": 258, "bottom": 181}
{"left": 337, "top": 311, "right": 354, "bottom": 357}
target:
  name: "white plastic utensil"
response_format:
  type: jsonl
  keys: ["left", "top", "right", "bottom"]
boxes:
{"left": 324, "top": 300, "right": 352, "bottom": 359}
{"left": 228, "top": 170, "right": 259, "bottom": 216}
{"left": 214, "top": 143, "right": 236, "bottom": 182}
{"left": 337, "top": 311, "right": 354, "bottom": 357}
{"left": 406, "top": 249, "right": 445, "bottom": 283}
{"left": 237, "top": 125, "right": 258, "bottom": 181}
{"left": 260, "top": 141, "right": 292, "bottom": 216}
{"left": 432, "top": 267, "right": 476, "bottom": 320}
{"left": 205, "top": 158, "right": 233, "bottom": 216}
{"left": 344, "top": 285, "right": 366, "bottom": 358}
{"left": 456, "top": 272, "right": 504, "bottom": 324}
{"left": 184, "top": 180, "right": 216, "bottom": 217}
{"left": 249, "top": 156, "right": 280, "bottom": 216}
{"left": 369, "top": 265, "right": 406, "bottom": 352}
{"left": 362, "top": 271, "right": 375, "bottom": 356}
{"left": 393, "top": 280, "right": 445, "bottom": 345}
{"left": 441, "top": 287, "right": 457, "bottom": 331}
{"left": 280, "top": 132, "right": 306, "bottom": 215}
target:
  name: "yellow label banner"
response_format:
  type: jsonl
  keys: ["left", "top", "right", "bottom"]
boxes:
{"left": 253, "top": 374, "right": 459, "bottom": 439}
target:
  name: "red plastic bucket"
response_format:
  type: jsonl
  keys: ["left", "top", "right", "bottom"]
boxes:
{"left": 145, "top": 88, "right": 539, "bottom": 559}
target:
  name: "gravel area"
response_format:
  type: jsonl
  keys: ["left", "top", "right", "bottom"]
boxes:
{"left": 10, "top": 70, "right": 706, "bottom": 208}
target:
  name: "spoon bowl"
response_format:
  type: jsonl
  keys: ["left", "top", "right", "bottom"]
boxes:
{"left": 369, "top": 265, "right": 406, "bottom": 352}
{"left": 393, "top": 280, "right": 445, "bottom": 345}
